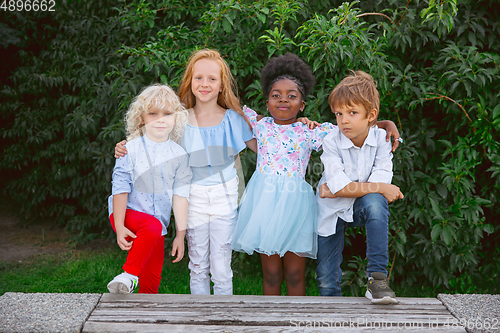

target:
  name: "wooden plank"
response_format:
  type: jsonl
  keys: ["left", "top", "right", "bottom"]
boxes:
{"left": 96, "top": 302, "right": 450, "bottom": 313}
{"left": 89, "top": 306, "right": 454, "bottom": 315}
{"left": 87, "top": 310, "right": 458, "bottom": 326}
{"left": 100, "top": 293, "right": 444, "bottom": 305}
{"left": 83, "top": 322, "right": 467, "bottom": 332}
{"left": 85, "top": 294, "right": 465, "bottom": 332}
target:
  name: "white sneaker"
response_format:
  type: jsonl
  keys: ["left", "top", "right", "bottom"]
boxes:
{"left": 107, "top": 272, "right": 138, "bottom": 294}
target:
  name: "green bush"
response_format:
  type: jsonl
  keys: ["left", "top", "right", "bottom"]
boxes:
{"left": 1, "top": 0, "right": 499, "bottom": 294}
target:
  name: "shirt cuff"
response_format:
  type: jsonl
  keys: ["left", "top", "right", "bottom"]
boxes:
{"left": 367, "top": 171, "right": 393, "bottom": 184}
{"left": 111, "top": 183, "right": 132, "bottom": 195}
{"left": 173, "top": 186, "right": 191, "bottom": 202}
{"left": 326, "top": 173, "right": 352, "bottom": 195}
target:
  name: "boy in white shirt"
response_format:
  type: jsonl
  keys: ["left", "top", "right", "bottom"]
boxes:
{"left": 316, "top": 71, "right": 404, "bottom": 304}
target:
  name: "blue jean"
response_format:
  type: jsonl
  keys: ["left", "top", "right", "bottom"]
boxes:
{"left": 316, "top": 193, "right": 389, "bottom": 296}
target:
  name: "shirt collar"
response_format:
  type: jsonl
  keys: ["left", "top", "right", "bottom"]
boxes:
{"left": 142, "top": 134, "right": 171, "bottom": 146}
{"left": 340, "top": 126, "right": 377, "bottom": 149}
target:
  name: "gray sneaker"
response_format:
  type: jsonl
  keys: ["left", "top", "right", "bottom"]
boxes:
{"left": 365, "top": 272, "right": 397, "bottom": 304}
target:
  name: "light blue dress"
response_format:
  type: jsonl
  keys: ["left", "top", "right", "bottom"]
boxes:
{"left": 232, "top": 107, "right": 335, "bottom": 258}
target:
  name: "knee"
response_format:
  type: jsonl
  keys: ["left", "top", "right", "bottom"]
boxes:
{"left": 143, "top": 223, "right": 162, "bottom": 239}
{"left": 263, "top": 267, "right": 283, "bottom": 287}
{"left": 360, "top": 193, "right": 389, "bottom": 216}
{"left": 284, "top": 268, "right": 304, "bottom": 287}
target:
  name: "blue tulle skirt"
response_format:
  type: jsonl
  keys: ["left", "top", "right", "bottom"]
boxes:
{"left": 232, "top": 171, "right": 318, "bottom": 258}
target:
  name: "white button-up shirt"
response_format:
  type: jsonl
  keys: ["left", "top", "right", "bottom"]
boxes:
{"left": 316, "top": 126, "right": 393, "bottom": 237}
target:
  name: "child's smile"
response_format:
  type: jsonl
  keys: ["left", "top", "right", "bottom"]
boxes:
{"left": 191, "top": 59, "right": 222, "bottom": 104}
{"left": 266, "top": 78, "right": 305, "bottom": 125}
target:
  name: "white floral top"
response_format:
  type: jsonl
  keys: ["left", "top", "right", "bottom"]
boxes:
{"left": 244, "top": 106, "right": 335, "bottom": 179}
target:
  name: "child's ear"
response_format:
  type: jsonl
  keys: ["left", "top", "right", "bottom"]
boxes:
{"left": 368, "top": 108, "right": 377, "bottom": 122}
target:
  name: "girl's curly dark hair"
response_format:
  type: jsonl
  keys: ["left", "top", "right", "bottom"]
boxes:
{"left": 261, "top": 53, "right": 316, "bottom": 100}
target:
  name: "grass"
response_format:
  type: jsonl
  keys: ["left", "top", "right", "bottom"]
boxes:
{"left": 0, "top": 244, "right": 497, "bottom": 297}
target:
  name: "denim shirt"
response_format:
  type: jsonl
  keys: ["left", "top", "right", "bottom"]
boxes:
{"left": 108, "top": 135, "right": 192, "bottom": 236}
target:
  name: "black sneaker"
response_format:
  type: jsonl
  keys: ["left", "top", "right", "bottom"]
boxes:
{"left": 365, "top": 272, "right": 397, "bottom": 304}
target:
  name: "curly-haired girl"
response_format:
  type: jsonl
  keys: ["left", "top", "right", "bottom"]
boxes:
{"left": 107, "top": 84, "right": 191, "bottom": 294}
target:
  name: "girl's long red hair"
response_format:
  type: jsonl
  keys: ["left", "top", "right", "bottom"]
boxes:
{"left": 177, "top": 49, "right": 251, "bottom": 129}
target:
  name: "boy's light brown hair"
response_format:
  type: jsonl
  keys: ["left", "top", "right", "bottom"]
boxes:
{"left": 328, "top": 70, "right": 379, "bottom": 127}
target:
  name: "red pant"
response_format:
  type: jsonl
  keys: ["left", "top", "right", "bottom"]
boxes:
{"left": 110, "top": 209, "right": 165, "bottom": 294}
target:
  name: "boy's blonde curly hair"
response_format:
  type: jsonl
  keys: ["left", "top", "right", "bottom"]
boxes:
{"left": 125, "top": 84, "right": 188, "bottom": 142}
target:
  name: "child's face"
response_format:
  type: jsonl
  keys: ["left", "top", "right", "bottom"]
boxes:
{"left": 266, "top": 78, "right": 305, "bottom": 125}
{"left": 332, "top": 103, "right": 377, "bottom": 147}
{"left": 191, "top": 59, "right": 222, "bottom": 105}
{"left": 141, "top": 105, "right": 176, "bottom": 142}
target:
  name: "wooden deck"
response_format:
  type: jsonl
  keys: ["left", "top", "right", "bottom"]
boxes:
{"left": 83, "top": 294, "right": 466, "bottom": 332}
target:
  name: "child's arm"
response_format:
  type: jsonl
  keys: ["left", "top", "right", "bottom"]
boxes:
{"left": 319, "top": 182, "right": 403, "bottom": 203}
{"left": 171, "top": 195, "right": 187, "bottom": 263}
{"left": 171, "top": 150, "right": 191, "bottom": 263}
{"left": 242, "top": 107, "right": 263, "bottom": 153}
{"left": 297, "top": 118, "right": 401, "bottom": 152}
{"left": 320, "top": 128, "right": 404, "bottom": 203}
{"left": 112, "top": 193, "right": 136, "bottom": 251}
{"left": 245, "top": 138, "right": 257, "bottom": 153}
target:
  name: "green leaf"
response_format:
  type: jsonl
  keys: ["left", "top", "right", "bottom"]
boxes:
{"left": 441, "top": 225, "right": 453, "bottom": 246}
{"left": 222, "top": 17, "right": 231, "bottom": 34}
{"left": 257, "top": 13, "right": 266, "bottom": 24}
{"left": 483, "top": 224, "right": 494, "bottom": 234}
{"left": 468, "top": 31, "right": 476, "bottom": 45}
{"left": 436, "top": 184, "right": 447, "bottom": 199}
{"left": 429, "top": 197, "right": 444, "bottom": 220}
{"left": 431, "top": 224, "right": 442, "bottom": 241}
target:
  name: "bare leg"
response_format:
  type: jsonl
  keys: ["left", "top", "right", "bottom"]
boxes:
{"left": 259, "top": 253, "right": 283, "bottom": 295}
{"left": 283, "top": 252, "right": 306, "bottom": 296}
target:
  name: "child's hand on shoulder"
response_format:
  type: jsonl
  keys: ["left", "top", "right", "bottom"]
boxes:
{"left": 115, "top": 140, "right": 128, "bottom": 158}
{"left": 297, "top": 117, "right": 321, "bottom": 129}
{"left": 378, "top": 120, "right": 401, "bottom": 152}
{"left": 171, "top": 232, "right": 185, "bottom": 263}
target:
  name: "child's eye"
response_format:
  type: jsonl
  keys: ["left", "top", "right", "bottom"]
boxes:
{"left": 350, "top": 111, "right": 357, "bottom": 115}
{"left": 272, "top": 93, "right": 280, "bottom": 98}
{"left": 150, "top": 113, "right": 156, "bottom": 116}
{"left": 288, "top": 95, "right": 297, "bottom": 99}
